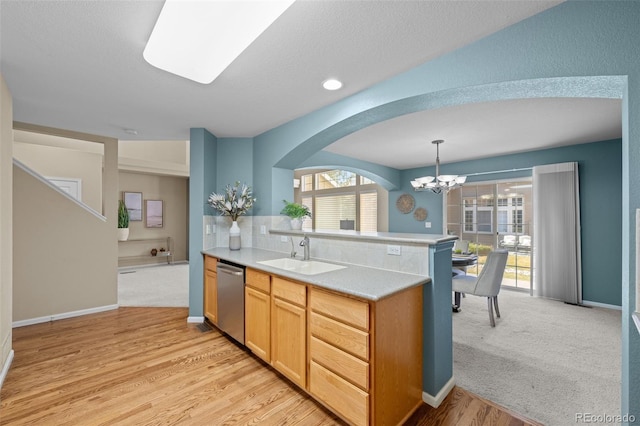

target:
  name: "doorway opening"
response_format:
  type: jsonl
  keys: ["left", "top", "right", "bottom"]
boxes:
{"left": 447, "top": 179, "right": 532, "bottom": 292}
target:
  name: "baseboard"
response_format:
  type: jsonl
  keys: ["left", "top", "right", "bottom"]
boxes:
{"left": 422, "top": 376, "right": 456, "bottom": 408}
{"left": 118, "top": 260, "right": 188, "bottom": 272}
{"left": 581, "top": 300, "right": 622, "bottom": 310}
{"left": 12, "top": 304, "right": 119, "bottom": 328}
{"left": 187, "top": 316, "right": 204, "bottom": 324}
{"left": 0, "top": 350, "right": 14, "bottom": 389}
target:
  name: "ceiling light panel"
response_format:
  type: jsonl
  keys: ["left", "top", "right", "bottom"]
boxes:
{"left": 144, "top": 0, "right": 295, "bottom": 84}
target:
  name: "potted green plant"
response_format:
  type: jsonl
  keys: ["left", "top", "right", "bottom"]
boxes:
{"left": 117, "top": 199, "right": 130, "bottom": 241}
{"left": 280, "top": 200, "right": 311, "bottom": 230}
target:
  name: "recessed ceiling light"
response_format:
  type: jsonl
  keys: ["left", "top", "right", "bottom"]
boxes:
{"left": 322, "top": 79, "right": 343, "bottom": 91}
{"left": 124, "top": 129, "right": 138, "bottom": 135}
{"left": 144, "top": 0, "right": 295, "bottom": 84}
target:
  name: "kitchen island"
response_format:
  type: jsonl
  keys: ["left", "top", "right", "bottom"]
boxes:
{"left": 202, "top": 247, "right": 429, "bottom": 426}
{"left": 202, "top": 246, "right": 429, "bottom": 300}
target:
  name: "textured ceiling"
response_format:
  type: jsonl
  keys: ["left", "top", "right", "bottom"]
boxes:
{"left": 1, "top": 0, "right": 621, "bottom": 171}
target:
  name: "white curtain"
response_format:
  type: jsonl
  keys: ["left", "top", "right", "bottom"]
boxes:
{"left": 532, "top": 162, "right": 582, "bottom": 304}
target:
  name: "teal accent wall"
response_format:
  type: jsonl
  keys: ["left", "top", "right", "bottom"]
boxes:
{"left": 216, "top": 138, "right": 254, "bottom": 198}
{"left": 391, "top": 140, "right": 623, "bottom": 306}
{"left": 298, "top": 150, "right": 400, "bottom": 190}
{"left": 188, "top": 128, "right": 217, "bottom": 317}
{"left": 423, "top": 241, "right": 455, "bottom": 397}
{"left": 253, "top": 130, "right": 294, "bottom": 216}
{"left": 191, "top": 2, "right": 640, "bottom": 418}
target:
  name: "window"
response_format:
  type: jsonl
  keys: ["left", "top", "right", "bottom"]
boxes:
{"left": 497, "top": 210, "right": 508, "bottom": 233}
{"left": 512, "top": 209, "right": 524, "bottom": 233}
{"left": 315, "top": 194, "right": 356, "bottom": 230}
{"left": 477, "top": 210, "right": 492, "bottom": 233}
{"left": 463, "top": 199, "right": 493, "bottom": 233}
{"left": 464, "top": 210, "right": 474, "bottom": 232}
{"left": 463, "top": 195, "right": 525, "bottom": 234}
{"left": 294, "top": 169, "right": 380, "bottom": 232}
{"left": 301, "top": 174, "right": 313, "bottom": 192}
{"left": 359, "top": 191, "right": 377, "bottom": 232}
{"left": 301, "top": 195, "right": 313, "bottom": 229}
{"left": 447, "top": 180, "right": 532, "bottom": 291}
{"left": 315, "top": 170, "right": 355, "bottom": 190}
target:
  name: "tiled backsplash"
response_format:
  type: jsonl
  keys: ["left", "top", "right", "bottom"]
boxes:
{"left": 204, "top": 216, "right": 429, "bottom": 275}
{"left": 212, "top": 215, "right": 254, "bottom": 249}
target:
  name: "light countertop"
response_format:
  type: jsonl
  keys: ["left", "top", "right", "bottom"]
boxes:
{"left": 201, "top": 247, "right": 431, "bottom": 301}
{"left": 269, "top": 228, "right": 457, "bottom": 245}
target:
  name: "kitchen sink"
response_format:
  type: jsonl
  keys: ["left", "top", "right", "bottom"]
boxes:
{"left": 257, "top": 258, "right": 346, "bottom": 275}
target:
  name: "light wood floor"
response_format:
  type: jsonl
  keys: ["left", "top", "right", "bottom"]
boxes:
{"left": 1, "top": 307, "right": 540, "bottom": 425}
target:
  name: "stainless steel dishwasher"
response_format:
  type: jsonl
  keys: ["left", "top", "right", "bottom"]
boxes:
{"left": 216, "top": 260, "right": 245, "bottom": 345}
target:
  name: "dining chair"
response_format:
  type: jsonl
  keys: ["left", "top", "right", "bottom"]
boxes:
{"left": 452, "top": 249, "right": 509, "bottom": 327}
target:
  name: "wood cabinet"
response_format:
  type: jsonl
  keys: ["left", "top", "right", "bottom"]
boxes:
{"left": 245, "top": 268, "right": 271, "bottom": 362}
{"left": 309, "top": 289, "right": 371, "bottom": 426}
{"left": 309, "top": 286, "right": 423, "bottom": 426}
{"left": 271, "top": 277, "right": 307, "bottom": 388}
{"left": 234, "top": 261, "right": 423, "bottom": 426}
{"left": 203, "top": 256, "right": 218, "bottom": 324}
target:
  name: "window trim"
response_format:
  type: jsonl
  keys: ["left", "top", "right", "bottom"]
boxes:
{"left": 296, "top": 169, "right": 380, "bottom": 232}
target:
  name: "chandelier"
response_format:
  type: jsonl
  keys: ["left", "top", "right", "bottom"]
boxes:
{"left": 411, "top": 140, "right": 466, "bottom": 194}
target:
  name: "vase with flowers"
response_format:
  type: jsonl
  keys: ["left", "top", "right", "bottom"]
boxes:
{"left": 208, "top": 181, "right": 256, "bottom": 250}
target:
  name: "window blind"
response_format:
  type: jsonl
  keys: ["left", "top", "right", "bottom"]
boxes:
{"left": 315, "top": 194, "right": 355, "bottom": 230}
{"left": 301, "top": 196, "right": 313, "bottom": 229}
{"left": 360, "top": 191, "right": 377, "bottom": 232}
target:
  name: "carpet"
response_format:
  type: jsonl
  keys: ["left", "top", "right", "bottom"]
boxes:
{"left": 453, "top": 289, "right": 621, "bottom": 426}
{"left": 118, "top": 263, "right": 189, "bottom": 307}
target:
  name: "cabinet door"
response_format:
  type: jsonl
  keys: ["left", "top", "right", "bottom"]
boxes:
{"left": 245, "top": 286, "right": 270, "bottom": 362}
{"left": 271, "top": 297, "right": 306, "bottom": 388}
{"left": 204, "top": 269, "right": 217, "bottom": 324}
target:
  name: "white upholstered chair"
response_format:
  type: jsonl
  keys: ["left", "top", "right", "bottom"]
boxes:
{"left": 452, "top": 249, "right": 509, "bottom": 327}
{"left": 518, "top": 235, "right": 532, "bottom": 250}
{"left": 500, "top": 235, "right": 517, "bottom": 249}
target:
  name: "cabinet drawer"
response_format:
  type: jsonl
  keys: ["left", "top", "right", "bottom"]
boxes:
{"left": 272, "top": 277, "right": 306, "bottom": 307}
{"left": 310, "top": 361, "right": 369, "bottom": 426}
{"left": 310, "top": 312, "right": 369, "bottom": 361}
{"left": 310, "top": 289, "right": 369, "bottom": 331}
{"left": 246, "top": 268, "right": 270, "bottom": 293}
{"left": 204, "top": 255, "right": 218, "bottom": 272}
{"left": 310, "top": 336, "right": 369, "bottom": 391}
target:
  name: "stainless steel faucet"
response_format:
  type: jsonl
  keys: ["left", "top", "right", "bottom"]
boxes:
{"left": 299, "top": 235, "right": 310, "bottom": 260}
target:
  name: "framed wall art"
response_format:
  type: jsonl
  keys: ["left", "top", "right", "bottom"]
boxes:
{"left": 145, "top": 199, "right": 163, "bottom": 228}
{"left": 123, "top": 191, "right": 142, "bottom": 221}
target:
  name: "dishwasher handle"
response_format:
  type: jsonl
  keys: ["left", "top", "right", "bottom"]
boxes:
{"left": 217, "top": 264, "right": 244, "bottom": 276}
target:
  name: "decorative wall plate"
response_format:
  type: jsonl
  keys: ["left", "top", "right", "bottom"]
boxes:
{"left": 396, "top": 194, "right": 415, "bottom": 214}
{"left": 414, "top": 207, "right": 428, "bottom": 221}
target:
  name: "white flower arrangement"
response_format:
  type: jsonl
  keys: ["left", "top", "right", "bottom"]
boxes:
{"left": 208, "top": 181, "right": 256, "bottom": 221}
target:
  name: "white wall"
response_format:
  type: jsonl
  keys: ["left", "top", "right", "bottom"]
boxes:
{"left": 0, "top": 74, "right": 14, "bottom": 386}
{"left": 119, "top": 140, "right": 189, "bottom": 177}
{"left": 118, "top": 171, "right": 189, "bottom": 266}
{"left": 13, "top": 141, "right": 103, "bottom": 213}
{"left": 11, "top": 123, "right": 119, "bottom": 326}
